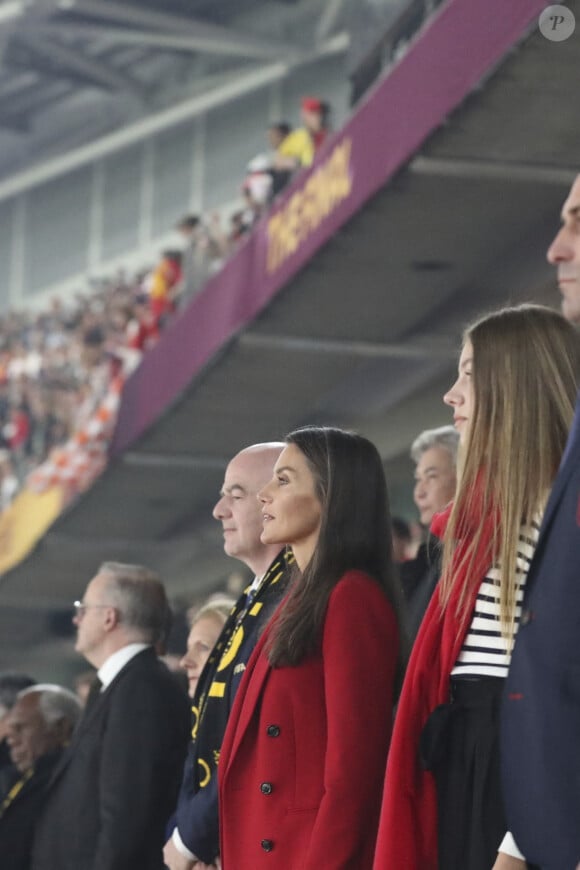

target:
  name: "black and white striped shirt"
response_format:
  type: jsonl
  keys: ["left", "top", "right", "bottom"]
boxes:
{"left": 451, "top": 519, "right": 541, "bottom": 678}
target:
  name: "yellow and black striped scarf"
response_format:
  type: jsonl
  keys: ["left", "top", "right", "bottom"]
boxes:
{"left": 187, "top": 548, "right": 293, "bottom": 790}
{"left": 0, "top": 767, "right": 33, "bottom": 819}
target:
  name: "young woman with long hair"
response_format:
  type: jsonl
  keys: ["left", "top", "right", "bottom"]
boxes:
{"left": 373, "top": 304, "right": 580, "bottom": 870}
{"left": 218, "top": 426, "right": 404, "bottom": 869}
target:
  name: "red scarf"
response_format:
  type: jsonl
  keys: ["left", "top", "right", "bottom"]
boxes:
{"left": 373, "top": 500, "right": 496, "bottom": 869}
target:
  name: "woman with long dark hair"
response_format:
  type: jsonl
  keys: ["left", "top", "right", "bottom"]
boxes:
{"left": 218, "top": 426, "right": 404, "bottom": 869}
{"left": 373, "top": 304, "right": 580, "bottom": 870}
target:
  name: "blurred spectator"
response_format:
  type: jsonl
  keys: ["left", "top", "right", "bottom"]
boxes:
{"left": 274, "top": 96, "right": 332, "bottom": 171}
{"left": 239, "top": 121, "right": 294, "bottom": 218}
{"left": 267, "top": 122, "right": 294, "bottom": 196}
{"left": 400, "top": 425, "right": 459, "bottom": 640}
{"left": 267, "top": 121, "right": 292, "bottom": 150}
{"left": 243, "top": 154, "right": 275, "bottom": 213}
{"left": 200, "top": 211, "right": 248, "bottom": 263}
{"left": 0, "top": 452, "right": 18, "bottom": 511}
{"left": 411, "top": 425, "right": 459, "bottom": 528}
{"left": 147, "top": 250, "right": 183, "bottom": 326}
{"left": 3, "top": 402, "right": 31, "bottom": 475}
{"left": 228, "top": 211, "right": 248, "bottom": 245}
{"left": 126, "top": 299, "right": 160, "bottom": 354}
{"left": 180, "top": 597, "right": 235, "bottom": 699}
{"left": 1, "top": 685, "right": 81, "bottom": 870}
{"left": 0, "top": 673, "right": 36, "bottom": 797}
{"left": 239, "top": 177, "right": 268, "bottom": 232}
{"left": 175, "top": 215, "right": 208, "bottom": 306}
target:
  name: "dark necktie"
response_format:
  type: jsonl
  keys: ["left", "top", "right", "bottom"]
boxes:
{"left": 84, "top": 676, "right": 103, "bottom": 713}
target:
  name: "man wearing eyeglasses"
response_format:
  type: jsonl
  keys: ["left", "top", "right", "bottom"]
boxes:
{"left": 30, "top": 562, "right": 190, "bottom": 870}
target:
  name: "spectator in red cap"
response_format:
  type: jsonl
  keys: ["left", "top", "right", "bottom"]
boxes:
{"left": 301, "top": 96, "right": 330, "bottom": 148}
{"left": 274, "top": 96, "right": 331, "bottom": 171}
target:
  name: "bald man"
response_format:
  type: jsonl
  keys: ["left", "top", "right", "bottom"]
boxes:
{"left": 164, "top": 443, "right": 293, "bottom": 870}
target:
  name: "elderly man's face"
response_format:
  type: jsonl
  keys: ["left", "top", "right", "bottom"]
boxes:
{"left": 413, "top": 446, "right": 457, "bottom": 527}
{"left": 6, "top": 694, "right": 63, "bottom": 772}
{"left": 547, "top": 175, "right": 580, "bottom": 324}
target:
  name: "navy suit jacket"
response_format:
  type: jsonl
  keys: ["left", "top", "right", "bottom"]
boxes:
{"left": 31, "top": 648, "right": 189, "bottom": 870}
{"left": 174, "top": 553, "right": 290, "bottom": 863}
{"left": 502, "top": 396, "right": 580, "bottom": 869}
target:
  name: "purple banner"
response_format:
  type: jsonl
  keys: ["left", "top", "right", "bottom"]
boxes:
{"left": 112, "top": 0, "right": 545, "bottom": 456}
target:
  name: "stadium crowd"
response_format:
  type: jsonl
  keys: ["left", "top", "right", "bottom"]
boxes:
{"left": 0, "top": 273, "right": 154, "bottom": 506}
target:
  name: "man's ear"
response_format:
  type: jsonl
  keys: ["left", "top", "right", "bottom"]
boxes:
{"left": 103, "top": 605, "right": 120, "bottom": 633}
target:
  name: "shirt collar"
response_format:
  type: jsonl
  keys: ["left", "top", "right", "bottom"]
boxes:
{"left": 97, "top": 643, "right": 150, "bottom": 689}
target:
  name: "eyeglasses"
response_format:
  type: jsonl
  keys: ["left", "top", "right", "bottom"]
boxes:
{"left": 73, "top": 600, "right": 112, "bottom": 617}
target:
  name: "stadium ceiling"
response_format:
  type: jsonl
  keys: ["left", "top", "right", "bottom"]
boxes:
{"left": 0, "top": 0, "right": 357, "bottom": 180}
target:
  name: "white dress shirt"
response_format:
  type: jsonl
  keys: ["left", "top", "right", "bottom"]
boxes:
{"left": 97, "top": 643, "right": 150, "bottom": 689}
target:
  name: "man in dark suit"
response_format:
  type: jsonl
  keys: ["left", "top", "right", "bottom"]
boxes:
{"left": 163, "top": 442, "right": 292, "bottom": 870}
{"left": 1, "top": 684, "right": 81, "bottom": 870}
{"left": 502, "top": 175, "right": 580, "bottom": 870}
{"left": 31, "top": 563, "right": 190, "bottom": 870}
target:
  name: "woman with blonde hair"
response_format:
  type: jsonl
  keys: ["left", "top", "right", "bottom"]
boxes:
{"left": 180, "top": 597, "right": 235, "bottom": 698}
{"left": 373, "top": 304, "right": 580, "bottom": 870}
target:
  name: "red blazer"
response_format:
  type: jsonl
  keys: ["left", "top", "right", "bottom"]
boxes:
{"left": 218, "top": 570, "right": 399, "bottom": 869}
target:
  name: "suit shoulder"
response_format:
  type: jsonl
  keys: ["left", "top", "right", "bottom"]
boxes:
{"left": 328, "top": 570, "right": 393, "bottom": 615}
{"left": 114, "top": 653, "right": 188, "bottom": 706}
{"left": 331, "top": 569, "right": 386, "bottom": 598}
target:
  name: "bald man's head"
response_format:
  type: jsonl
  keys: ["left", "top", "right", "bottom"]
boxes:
{"left": 213, "top": 443, "right": 285, "bottom": 575}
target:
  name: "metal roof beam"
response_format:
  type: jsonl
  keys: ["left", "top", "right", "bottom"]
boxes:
{"left": 240, "top": 333, "right": 457, "bottom": 360}
{"left": 316, "top": 0, "right": 346, "bottom": 42}
{"left": 53, "top": 0, "right": 301, "bottom": 61}
{"left": 0, "top": 71, "right": 38, "bottom": 100}
{"left": 16, "top": 34, "right": 147, "bottom": 99}
{"left": 0, "top": 80, "right": 75, "bottom": 127}
{"left": 122, "top": 453, "right": 228, "bottom": 470}
{"left": 23, "top": 20, "right": 280, "bottom": 55}
{"left": 0, "top": 109, "right": 29, "bottom": 132}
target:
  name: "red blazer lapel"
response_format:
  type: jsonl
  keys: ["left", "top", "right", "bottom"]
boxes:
{"left": 221, "top": 628, "right": 271, "bottom": 778}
